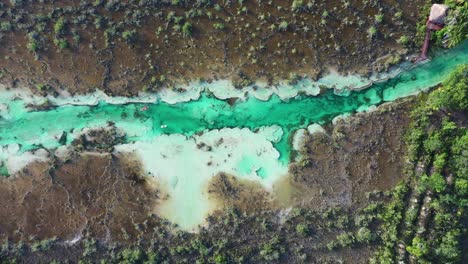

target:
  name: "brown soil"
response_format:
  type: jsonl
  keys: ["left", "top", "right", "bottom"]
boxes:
{"left": 0, "top": 153, "right": 159, "bottom": 243}
{"left": 207, "top": 173, "right": 276, "bottom": 213}
{"left": 285, "top": 98, "right": 413, "bottom": 210}
{"left": 0, "top": 0, "right": 424, "bottom": 96}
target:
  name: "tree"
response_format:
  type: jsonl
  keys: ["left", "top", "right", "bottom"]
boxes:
{"left": 455, "top": 179, "right": 468, "bottom": 196}
{"left": 428, "top": 173, "right": 446, "bottom": 193}
{"left": 407, "top": 237, "right": 429, "bottom": 258}
{"left": 435, "top": 230, "right": 461, "bottom": 262}
{"left": 429, "top": 64, "right": 467, "bottom": 110}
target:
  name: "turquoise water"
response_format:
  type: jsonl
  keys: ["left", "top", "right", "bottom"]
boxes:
{"left": 0, "top": 43, "right": 466, "bottom": 230}
{"left": 1, "top": 42, "right": 467, "bottom": 164}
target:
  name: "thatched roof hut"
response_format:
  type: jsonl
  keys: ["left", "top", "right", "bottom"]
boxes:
{"left": 416, "top": 4, "right": 450, "bottom": 61}
{"left": 429, "top": 4, "right": 449, "bottom": 25}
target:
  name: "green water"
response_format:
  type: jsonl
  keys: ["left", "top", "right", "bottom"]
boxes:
{"left": 0, "top": 42, "right": 466, "bottom": 230}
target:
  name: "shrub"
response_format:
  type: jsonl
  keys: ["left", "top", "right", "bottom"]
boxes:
{"left": 122, "top": 29, "right": 137, "bottom": 44}
{"left": 53, "top": 38, "right": 69, "bottom": 49}
{"left": 451, "top": 133, "right": 468, "bottom": 178}
{"left": 295, "top": 223, "right": 309, "bottom": 236}
{"left": 375, "top": 13, "right": 384, "bottom": 23}
{"left": 36, "top": 84, "right": 47, "bottom": 91}
{"left": 260, "top": 236, "right": 282, "bottom": 261}
{"left": 356, "top": 227, "right": 373, "bottom": 243}
{"left": 423, "top": 132, "right": 443, "bottom": 154}
{"left": 326, "top": 241, "right": 337, "bottom": 250}
{"left": 54, "top": 17, "right": 66, "bottom": 35}
{"left": 182, "top": 22, "right": 192, "bottom": 37}
{"left": 213, "top": 253, "right": 227, "bottom": 264}
{"left": 291, "top": 0, "right": 304, "bottom": 12}
{"left": 0, "top": 22, "right": 12, "bottom": 32}
{"left": 120, "top": 248, "right": 143, "bottom": 264}
{"left": 27, "top": 34, "right": 40, "bottom": 52}
{"left": 213, "top": 23, "right": 225, "bottom": 30}
{"left": 278, "top": 21, "right": 288, "bottom": 31}
{"left": 368, "top": 26, "right": 377, "bottom": 38}
{"left": 394, "top": 12, "right": 403, "bottom": 20}
{"left": 31, "top": 237, "right": 57, "bottom": 252}
{"left": 336, "top": 232, "right": 355, "bottom": 248}
{"left": 397, "top": 35, "right": 410, "bottom": 46}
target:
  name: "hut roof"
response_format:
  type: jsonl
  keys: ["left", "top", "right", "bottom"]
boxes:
{"left": 429, "top": 4, "right": 449, "bottom": 25}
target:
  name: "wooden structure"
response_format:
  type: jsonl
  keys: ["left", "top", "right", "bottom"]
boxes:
{"left": 417, "top": 4, "right": 449, "bottom": 62}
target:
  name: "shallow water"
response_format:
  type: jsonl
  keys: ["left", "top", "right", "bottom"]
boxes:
{"left": 1, "top": 42, "right": 467, "bottom": 230}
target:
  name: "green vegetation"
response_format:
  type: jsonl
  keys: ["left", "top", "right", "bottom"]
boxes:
{"left": 375, "top": 13, "right": 384, "bottom": 23}
{"left": 122, "top": 29, "right": 137, "bottom": 45}
{"left": 417, "top": 0, "right": 467, "bottom": 48}
{"left": 406, "top": 237, "right": 429, "bottom": 258}
{"left": 259, "top": 236, "right": 283, "bottom": 261}
{"left": 295, "top": 223, "right": 309, "bottom": 236}
{"left": 182, "top": 22, "right": 192, "bottom": 37}
{"left": 437, "top": 0, "right": 468, "bottom": 48}
{"left": 36, "top": 84, "right": 48, "bottom": 91}
{"left": 54, "top": 17, "right": 66, "bottom": 35}
{"left": 371, "top": 64, "right": 468, "bottom": 263}
{"left": 0, "top": 21, "right": 12, "bottom": 32}
{"left": 278, "top": 21, "right": 288, "bottom": 31}
{"left": 213, "top": 23, "right": 225, "bottom": 30}
{"left": 368, "top": 26, "right": 377, "bottom": 38}
{"left": 429, "top": 64, "right": 467, "bottom": 110}
{"left": 26, "top": 32, "right": 40, "bottom": 53}
{"left": 53, "top": 38, "right": 69, "bottom": 50}
{"left": 31, "top": 237, "right": 57, "bottom": 253}
{"left": 291, "top": 0, "right": 304, "bottom": 12}
{"left": 355, "top": 227, "right": 373, "bottom": 243}
{"left": 397, "top": 35, "right": 410, "bottom": 46}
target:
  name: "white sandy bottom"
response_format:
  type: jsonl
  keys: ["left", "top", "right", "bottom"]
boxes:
{"left": 114, "top": 127, "right": 288, "bottom": 231}
{"left": 0, "top": 145, "right": 49, "bottom": 175}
